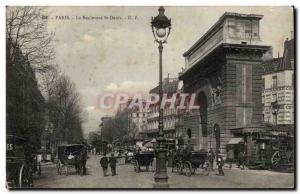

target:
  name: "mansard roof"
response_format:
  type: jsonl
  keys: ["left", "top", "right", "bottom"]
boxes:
{"left": 263, "top": 38, "right": 294, "bottom": 74}
{"left": 149, "top": 78, "right": 178, "bottom": 94}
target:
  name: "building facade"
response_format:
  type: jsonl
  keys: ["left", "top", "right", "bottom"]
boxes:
{"left": 145, "top": 77, "right": 179, "bottom": 139}
{"left": 178, "top": 12, "right": 270, "bottom": 158}
{"left": 119, "top": 99, "right": 148, "bottom": 138}
{"left": 262, "top": 37, "right": 294, "bottom": 132}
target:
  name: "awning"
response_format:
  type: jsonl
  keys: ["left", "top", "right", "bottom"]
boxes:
{"left": 227, "top": 137, "right": 244, "bottom": 145}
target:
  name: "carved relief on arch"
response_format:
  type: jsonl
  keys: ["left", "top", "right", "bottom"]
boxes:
{"left": 194, "top": 76, "right": 222, "bottom": 106}
{"left": 208, "top": 76, "right": 222, "bottom": 105}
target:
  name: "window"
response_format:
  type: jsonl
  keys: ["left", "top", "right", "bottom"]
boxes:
{"left": 272, "top": 76, "right": 277, "bottom": 88}
{"left": 262, "top": 78, "right": 265, "bottom": 90}
{"left": 272, "top": 94, "right": 277, "bottom": 102}
{"left": 187, "top": 128, "right": 192, "bottom": 139}
{"left": 273, "top": 114, "right": 277, "bottom": 125}
{"left": 244, "top": 22, "right": 252, "bottom": 38}
{"left": 262, "top": 95, "right": 265, "bottom": 104}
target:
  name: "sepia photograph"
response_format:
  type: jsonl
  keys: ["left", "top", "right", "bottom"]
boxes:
{"left": 5, "top": 5, "right": 295, "bottom": 189}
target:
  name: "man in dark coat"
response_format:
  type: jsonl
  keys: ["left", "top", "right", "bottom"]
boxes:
{"left": 217, "top": 154, "right": 225, "bottom": 176}
{"left": 208, "top": 149, "right": 215, "bottom": 171}
{"left": 100, "top": 155, "right": 109, "bottom": 177}
{"left": 79, "top": 150, "right": 87, "bottom": 176}
{"left": 74, "top": 154, "right": 80, "bottom": 174}
{"left": 227, "top": 149, "right": 234, "bottom": 169}
{"left": 238, "top": 151, "right": 245, "bottom": 170}
{"left": 109, "top": 153, "right": 117, "bottom": 176}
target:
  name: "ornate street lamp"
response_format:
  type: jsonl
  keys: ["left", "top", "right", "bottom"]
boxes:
{"left": 151, "top": 6, "right": 171, "bottom": 188}
{"left": 271, "top": 101, "right": 280, "bottom": 129}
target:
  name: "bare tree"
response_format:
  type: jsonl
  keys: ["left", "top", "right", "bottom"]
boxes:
{"left": 6, "top": 6, "right": 54, "bottom": 73}
{"left": 48, "top": 74, "right": 84, "bottom": 143}
{"left": 38, "top": 65, "right": 61, "bottom": 99}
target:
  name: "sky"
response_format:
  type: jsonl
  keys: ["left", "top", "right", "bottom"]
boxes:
{"left": 45, "top": 6, "right": 294, "bottom": 136}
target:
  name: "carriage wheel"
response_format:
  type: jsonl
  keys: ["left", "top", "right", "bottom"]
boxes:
{"left": 271, "top": 151, "right": 281, "bottom": 168}
{"left": 176, "top": 163, "right": 182, "bottom": 174}
{"left": 19, "top": 163, "right": 33, "bottom": 188}
{"left": 184, "top": 161, "right": 192, "bottom": 177}
{"left": 191, "top": 168, "right": 196, "bottom": 175}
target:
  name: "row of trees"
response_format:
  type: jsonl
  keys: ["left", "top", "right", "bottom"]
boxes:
{"left": 43, "top": 71, "right": 84, "bottom": 144}
{"left": 6, "top": 6, "right": 84, "bottom": 154}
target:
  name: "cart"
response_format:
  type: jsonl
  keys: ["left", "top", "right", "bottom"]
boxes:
{"left": 56, "top": 144, "right": 86, "bottom": 176}
{"left": 248, "top": 132, "right": 294, "bottom": 170}
{"left": 174, "top": 150, "right": 207, "bottom": 176}
{"left": 6, "top": 135, "right": 35, "bottom": 188}
{"left": 133, "top": 150, "right": 155, "bottom": 173}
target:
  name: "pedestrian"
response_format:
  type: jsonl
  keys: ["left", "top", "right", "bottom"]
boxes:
{"left": 109, "top": 153, "right": 117, "bottom": 176}
{"left": 100, "top": 155, "right": 109, "bottom": 177}
{"left": 208, "top": 149, "right": 215, "bottom": 171}
{"left": 74, "top": 154, "right": 80, "bottom": 174}
{"left": 238, "top": 151, "right": 245, "bottom": 170}
{"left": 217, "top": 154, "right": 225, "bottom": 176}
{"left": 79, "top": 151, "right": 87, "bottom": 176}
{"left": 227, "top": 149, "right": 234, "bottom": 169}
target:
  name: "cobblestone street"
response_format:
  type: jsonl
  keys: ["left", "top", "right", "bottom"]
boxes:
{"left": 34, "top": 154, "right": 294, "bottom": 189}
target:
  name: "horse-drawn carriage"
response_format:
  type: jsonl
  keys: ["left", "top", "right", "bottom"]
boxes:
{"left": 6, "top": 135, "right": 39, "bottom": 188}
{"left": 133, "top": 150, "right": 155, "bottom": 173}
{"left": 173, "top": 149, "right": 207, "bottom": 176}
{"left": 56, "top": 144, "right": 86, "bottom": 176}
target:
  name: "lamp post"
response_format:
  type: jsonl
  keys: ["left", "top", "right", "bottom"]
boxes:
{"left": 271, "top": 101, "right": 280, "bottom": 130}
{"left": 151, "top": 6, "right": 171, "bottom": 188}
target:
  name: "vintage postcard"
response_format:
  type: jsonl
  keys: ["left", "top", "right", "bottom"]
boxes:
{"left": 6, "top": 6, "right": 295, "bottom": 189}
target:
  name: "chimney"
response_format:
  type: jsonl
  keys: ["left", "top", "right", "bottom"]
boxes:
{"left": 284, "top": 38, "right": 289, "bottom": 50}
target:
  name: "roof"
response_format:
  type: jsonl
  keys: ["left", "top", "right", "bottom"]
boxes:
{"left": 149, "top": 77, "right": 178, "bottom": 94}
{"left": 262, "top": 58, "right": 283, "bottom": 74}
{"left": 227, "top": 137, "right": 244, "bottom": 145}
{"left": 263, "top": 38, "right": 294, "bottom": 74}
{"left": 183, "top": 12, "right": 263, "bottom": 57}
